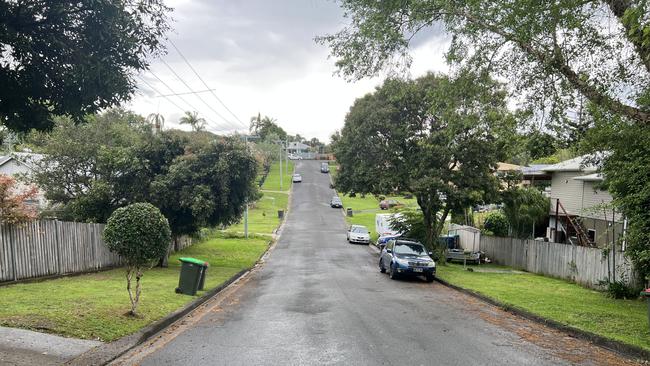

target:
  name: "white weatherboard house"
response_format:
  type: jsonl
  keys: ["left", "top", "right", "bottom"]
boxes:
{"left": 544, "top": 155, "right": 623, "bottom": 248}
{"left": 0, "top": 152, "right": 47, "bottom": 208}
{"left": 286, "top": 142, "right": 313, "bottom": 159}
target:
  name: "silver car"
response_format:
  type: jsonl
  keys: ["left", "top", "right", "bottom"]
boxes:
{"left": 346, "top": 225, "right": 370, "bottom": 244}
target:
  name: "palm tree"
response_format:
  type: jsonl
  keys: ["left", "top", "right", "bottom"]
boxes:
{"left": 146, "top": 113, "right": 165, "bottom": 133}
{"left": 179, "top": 111, "right": 206, "bottom": 132}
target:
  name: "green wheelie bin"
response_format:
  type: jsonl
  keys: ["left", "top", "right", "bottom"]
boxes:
{"left": 175, "top": 257, "right": 209, "bottom": 296}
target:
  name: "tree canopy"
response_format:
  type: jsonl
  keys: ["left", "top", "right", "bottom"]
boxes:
{"left": 0, "top": 0, "right": 171, "bottom": 132}
{"left": 334, "top": 72, "right": 513, "bottom": 249}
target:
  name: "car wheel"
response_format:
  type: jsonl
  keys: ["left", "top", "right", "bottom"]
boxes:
{"left": 425, "top": 273, "right": 435, "bottom": 283}
{"left": 379, "top": 259, "right": 386, "bottom": 273}
{"left": 389, "top": 264, "right": 398, "bottom": 280}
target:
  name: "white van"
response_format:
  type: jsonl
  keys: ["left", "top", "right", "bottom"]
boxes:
{"left": 375, "top": 213, "right": 402, "bottom": 237}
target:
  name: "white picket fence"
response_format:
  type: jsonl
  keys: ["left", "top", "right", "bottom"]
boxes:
{"left": 449, "top": 224, "right": 634, "bottom": 289}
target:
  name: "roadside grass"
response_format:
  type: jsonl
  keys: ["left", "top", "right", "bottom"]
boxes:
{"left": 261, "top": 161, "right": 295, "bottom": 191}
{"left": 0, "top": 233, "right": 269, "bottom": 342}
{"left": 228, "top": 191, "right": 288, "bottom": 235}
{"left": 437, "top": 263, "right": 650, "bottom": 351}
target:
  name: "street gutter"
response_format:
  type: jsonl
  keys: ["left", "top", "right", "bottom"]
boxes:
{"left": 66, "top": 181, "right": 293, "bottom": 366}
{"left": 434, "top": 276, "right": 650, "bottom": 362}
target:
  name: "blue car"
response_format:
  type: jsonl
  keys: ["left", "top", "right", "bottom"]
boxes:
{"left": 379, "top": 239, "right": 436, "bottom": 282}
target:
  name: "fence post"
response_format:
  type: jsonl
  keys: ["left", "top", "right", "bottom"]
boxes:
{"left": 8, "top": 225, "right": 18, "bottom": 281}
{"left": 53, "top": 220, "right": 62, "bottom": 275}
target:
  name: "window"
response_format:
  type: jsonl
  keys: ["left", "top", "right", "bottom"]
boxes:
{"left": 587, "top": 229, "right": 596, "bottom": 243}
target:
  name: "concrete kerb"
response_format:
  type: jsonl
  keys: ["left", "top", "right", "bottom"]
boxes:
{"left": 66, "top": 183, "right": 294, "bottom": 366}
{"left": 434, "top": 276, "right": 650, "bottom": 363}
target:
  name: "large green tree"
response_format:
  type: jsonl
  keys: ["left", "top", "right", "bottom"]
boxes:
{"left": 0, "top": 0, "right": 171, "bottom": 132}
{"left": 150, "top": 137, "right": 259, "bottom": 237}
{"left": 334, "top": 72, "right": 512, "bottom": 249}
{"left": 318, "top": 0, "right": 650, "bottom": 128}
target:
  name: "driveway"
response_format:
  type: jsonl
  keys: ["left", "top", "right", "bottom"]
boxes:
{"left": 114, "top": 160, "right": 638, "bottom": 366}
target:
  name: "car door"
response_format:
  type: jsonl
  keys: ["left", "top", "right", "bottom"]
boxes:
{"left": 382, "top": 240, "right": 394, "bottom": 266}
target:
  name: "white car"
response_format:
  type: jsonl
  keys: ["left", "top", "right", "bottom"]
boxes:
{"left": 292, "top": 173, "right": 302, "bottom": 183}
{"left": 347, "top": 225, "right": 370, "bottom": 244}
{"left": 288, "top": 154, "right": 303, "bottom": 160}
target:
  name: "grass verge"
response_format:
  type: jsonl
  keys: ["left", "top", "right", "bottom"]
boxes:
{"left": 437, "top": 263, "right": 650, "bottom": 351}
{"left": 0, "top": 233, "right": 269, "bottom": 342}
{"left": 261, "top": 161, "right": 295, "bottom": 191}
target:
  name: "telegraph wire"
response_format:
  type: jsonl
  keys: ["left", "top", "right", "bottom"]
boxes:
{"left": 146, "top": 69, "right": 230, "bottom": 132}
{"left": 139, "top": 73, "right": 225, "bottom": 133}
{"left": 159, "top": 58, "right": 241, "bottom": 132}
{"left": 168, "top": 39, "right": 248, "bottom": 129}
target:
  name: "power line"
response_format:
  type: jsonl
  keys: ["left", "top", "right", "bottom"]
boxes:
{"left": 154, "top": 88, "right": 216, "bottom": 98}
{"left": 139, "top": 73, "right": 226, "bottom": 133}
{"left": 160, "top": 58, "right": 241, "bottom": 132}
{"left": 168, "top": 39, "right": 248, "bottom": 129}
{"left": 146, "top": 70, "right": 229, "bottom": 132}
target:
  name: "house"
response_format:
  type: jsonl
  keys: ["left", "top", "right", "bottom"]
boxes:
{"left": 286, "top": 142, "right": 313, "bottom": 159}
{"left": 544, "top": 155, "right": 623, "bottom": 248}
{"left": 0, "top": 152, "right": 47, "bottom": 208}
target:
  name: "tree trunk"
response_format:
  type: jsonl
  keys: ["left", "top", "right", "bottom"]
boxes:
{"left": 157, "top": 238, "right": 176, "bottom": 268}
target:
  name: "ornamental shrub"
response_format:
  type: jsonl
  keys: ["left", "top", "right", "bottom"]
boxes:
{"left": 104, "top": 203, "right": 171, "bottom": 315}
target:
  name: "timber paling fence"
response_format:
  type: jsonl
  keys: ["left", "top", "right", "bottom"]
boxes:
{"left": 0, "top": 220, "right": 122, "bottom": 282}
{"left": 449, "top": 224, "right": 634, "bottom": 289}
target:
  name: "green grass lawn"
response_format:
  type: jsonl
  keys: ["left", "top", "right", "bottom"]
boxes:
{"left": 0, "top": 233, "right": 269, "bottom": 342}
{"left": 437, "top": 263, "right": 650, "bottom": 351}
{"left": 261, "top": 161, "right": 295, "bottom": 191}
{"left": 228, "top": 191, "right": 288, "bottom": 235}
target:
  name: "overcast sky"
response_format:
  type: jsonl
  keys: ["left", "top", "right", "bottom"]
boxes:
{"left": 127, "top": 0, "right": 450, "bottom": 142}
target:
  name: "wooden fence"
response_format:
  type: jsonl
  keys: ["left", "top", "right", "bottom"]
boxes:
{"left": 451, "top": 225, "right": 634, "bottom": 289}
{"left": 0, "top": 220, "right": 123, "bottom": 282}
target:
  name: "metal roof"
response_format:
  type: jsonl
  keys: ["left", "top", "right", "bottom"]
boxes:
{"left": 542, "top": 155, "right": 599, "bottom": 172}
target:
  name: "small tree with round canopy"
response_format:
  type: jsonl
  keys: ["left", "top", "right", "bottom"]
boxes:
{"left": 104, "top": 203, "right": 171, "bottom": 315}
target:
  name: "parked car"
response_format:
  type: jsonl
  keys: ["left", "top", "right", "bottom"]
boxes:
{"left": 292, "top": 173, "right": 302, "bottom": 183}
{"left": 379, "top": 239, "right": 436, "bottom": 282}
{"left": 330, "top": 196, "right": 343, "bottom": 208}
{"left": 347, "top": 225, "right": 370, "bottom": 244}
{"left": 379, "top": 199, "right": 403, "bottom": 210}
{"left": 320, "top": 162, "right": 329, "bottom": 173}
{"left": 288, "top": 153, "right": 303, "bottom": 160}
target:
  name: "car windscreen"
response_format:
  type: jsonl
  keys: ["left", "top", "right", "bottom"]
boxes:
{"left": 351, "top": 227, "right": 368, "bottom": 234}
{"left": 394, "top": 243, "right": 426, "bottom": 255}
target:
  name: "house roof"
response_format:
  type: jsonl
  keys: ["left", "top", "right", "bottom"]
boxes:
{"left": 542, "top": 155, "right": 599, "bottom": 173}
{"left": 0, "top": 152, "right": 44, "bottom": 170}
{"left": 497, "top": 162, "right": 521, "bottom": 171}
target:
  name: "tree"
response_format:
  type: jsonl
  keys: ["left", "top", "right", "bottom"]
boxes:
{"left": 179, "top": 111, "right": 206, "bottom": 132}
{"left": 147, "top": 113, "right": 165, "bottom": 133}
{"left": 150, "top": 137, "right": 259, "bottom": 238}
{"left": 502, "top": 187, "right": 549, "bottom": 239}
{"left": 249, "top": 114, "right": 287, "bottom": 141}
{"left": 103, "top": 203, "right": 171, "bottom": 315}
{"left": 318, "top": 1, "right": 650, "bottom": 127}
{"left": 0, "top": 0, "right": 170, "bottom": 132}
{"left": 483, "top": 211, "right": 509, "bottom": 237}
{"left": 334, "top": 72, "right": 512, "bottom": 250}
{"left": 29, "top": 109, "right": 169, "bottom": 222}
{"left": 0, "top": 174, "right": 38, "bottom": 224}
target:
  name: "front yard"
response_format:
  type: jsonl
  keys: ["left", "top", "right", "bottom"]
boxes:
{"left": 0, "top": 234, "right": 269, "bottom": 341}
{"left": 437, "top": 263, "right": 650, "bottom": 352}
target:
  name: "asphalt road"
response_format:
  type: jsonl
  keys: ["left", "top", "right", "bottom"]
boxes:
{"left": 126, "top": 160, "right": 637, "bottom": 366}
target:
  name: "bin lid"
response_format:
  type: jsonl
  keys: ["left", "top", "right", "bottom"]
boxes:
{"left": 179, "top": 257, "right": 209, "bottom": 266}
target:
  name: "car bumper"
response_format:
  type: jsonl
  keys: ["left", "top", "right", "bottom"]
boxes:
{"left": 395, "top": 267, "right": 436, "bottom": 276}
{"left": 349, "top": 238, "right": 370, "bottom": 244}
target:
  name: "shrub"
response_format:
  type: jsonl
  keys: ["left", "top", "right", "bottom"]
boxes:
{"left": 599, "top": 280, "right": 641, "bottom": 300}
{"left": 483, "top": 211, "right": 509, "bottom": 237}
{"left": 0, "top": 174, "right": 38, "bottom": 224}
{"left": 104, "top": 203, "right": 171, "bottom": 315}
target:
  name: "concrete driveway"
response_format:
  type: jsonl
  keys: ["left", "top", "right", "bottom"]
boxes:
{"left": 114, "top": 160, "right": 639, "bottom": 366}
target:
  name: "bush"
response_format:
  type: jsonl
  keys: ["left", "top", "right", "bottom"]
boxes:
{"left": 483, "top": 211, "right": 509, "bottom": 237}
{"left": 599, "top": 280, "right": 641, "bottom": 300}
{"left": 104, "top": 203, "right": 171, "bottom": 315}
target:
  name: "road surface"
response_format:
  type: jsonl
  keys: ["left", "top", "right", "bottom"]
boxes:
{"left": 114, "top": 160, "right": 638, "bottom": 366}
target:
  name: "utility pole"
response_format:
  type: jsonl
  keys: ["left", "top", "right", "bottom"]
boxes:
{"left": 244, "top": 134, "right": 249, "bottom": 239}
{"left": 279, "top": 142, "right": 283, "bottom": 191}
